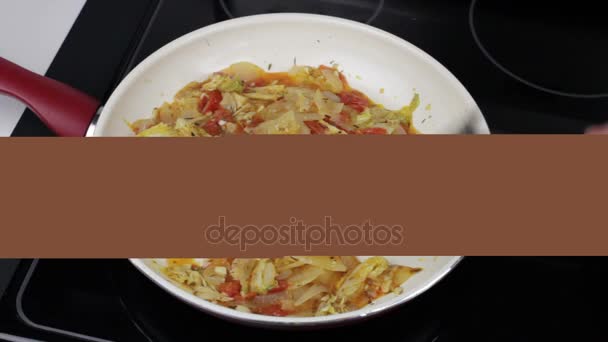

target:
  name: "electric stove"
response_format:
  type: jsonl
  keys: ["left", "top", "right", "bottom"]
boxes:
{"left": 3, "top": 0, "right": 608, "bottom": 340}
{"left": 9, "top": 0, "right": 607, "bottom": 136}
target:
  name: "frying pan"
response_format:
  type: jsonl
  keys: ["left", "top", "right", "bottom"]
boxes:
{"left": 0, "top": 13, "right": 489, "bottom": 327}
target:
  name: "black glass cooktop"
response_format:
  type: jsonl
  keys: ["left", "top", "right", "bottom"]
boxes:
{"left": 1, "top": 258, "right": 608, "bottom": 342}
{"left": 10, "top": 0, "right": 607, "bottom": 136}
{"left": 219, "top": 0, "right": 385, "bottom": 24}
{"left": 3, "top": 1, "right": 608, "bottom": 339}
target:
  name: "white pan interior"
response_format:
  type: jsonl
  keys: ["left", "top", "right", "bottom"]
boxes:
{"left": 95, "top": 13, "right": 489, "bottom": 136}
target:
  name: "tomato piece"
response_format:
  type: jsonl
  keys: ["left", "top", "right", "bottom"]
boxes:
{"left": 339, "top": 91, "right": 369, "bottom": 113}
{"left": 268, "top": 280, "right": 289, "bottom": 294}
{"left": 257, "top": 304, "right": 291, "bottom": 317}
{"left": 202, "top": 107, "right": 235, "bottom": 136}
{"left": 208, "top": 91, "right": 223, "bottom": 112}
{"left": 203, "top": 121, "right": 222, "bottom": 136}
{"left": 218, "top": 280, "right": 241, "bottom": 297}
{"left": 359, "top": 127, "right": 388, "bottom": 135}
{"left": 214, "top": 107, "right": 235, "bottom": 123}
{"left": 304, "top": 121, "right": 327, "bottom": 134}
{"left": 199, "top": 90, "right": 223, "bottom": 113}
{"left": 202, "top": 119, "right": 222, "bottom": 136}
{"left": 323, "top": 118, "right": 352, "bottom": 134}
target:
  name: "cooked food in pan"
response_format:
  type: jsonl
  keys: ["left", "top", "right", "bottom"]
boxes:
{"left": 162, "top": 257, "right": 421, "bottom": 317}
{"left": 129, "top": 62, "right": 421, "bottom": 136}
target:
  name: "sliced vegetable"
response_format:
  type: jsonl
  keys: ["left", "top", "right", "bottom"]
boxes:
{"left": 250, "top": 259, "right": 278, "bottom": 294}
{"left": 174, "top": 118, "right": 206, "bottom": 137}
{"left": 223, "top": 62, "right": 266, "bottom": 82}
{"left": 218, "top": 280, "right": 242, "bottom": 297}
{"left": 294, "top": 284, "right": 328, "bottom": 306}
{"left": 339, "top": 90, "right": 370, "bottom": 112}
{"left": 218, "top": 78, "right": 244, "bottom": 93}
{"left": 397, "top": 93, "right": 420, "bottom": 125}
{"left": 359, "top": 127, "right": 388, "bottom": 135}
{"left": 314, "top": 89, "right": 344, "bottom": 116}
{"left": 202, "top": 107, "right": 234, "bottom": 136}
{"left": 252, "top": 111, "right": 303, "bottom": 134}
{"left": 128, "top": 118, "right": 157, "bottom": 134}
{"left": 136, "top": 123, "right": 180, "bottom": 137}
{"left": 230, "top": 259, "right": 257, "bottom": 295}
{"left": 336, "top": 257, "right": 389, "bottom": 301}
{"left": 354, "top": 108, "right": 372, "bottom": 126}
{"left": 287, "top": 265, "right": 324, "bottom": 288}
{"left": 318, "top": 120, "right": 347, "bottom": 135}
{"left": 320, "top": 68, "right": 344, "bottom": 93}
{"left": 199, "top": 90, "right": 223, "bottom": 114}
{"left": 304, "top": 120, "right": 327, "bottom": 134}
{"left": 293, "top": 256, "right": 347, "bottom": 272}
{"left": 244, "top": 85, "right": 286, "bottom": 101}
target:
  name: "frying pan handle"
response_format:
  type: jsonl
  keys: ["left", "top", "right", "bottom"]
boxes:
{"left": 0, "top": 57, "right": 100, "bottom": 137}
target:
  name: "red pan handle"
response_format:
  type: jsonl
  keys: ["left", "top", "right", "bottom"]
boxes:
{"left": 0, "top": 56, "right": 100, "bottom": 137}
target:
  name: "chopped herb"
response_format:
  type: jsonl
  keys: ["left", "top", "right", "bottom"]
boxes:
{"left": 317, "top": 39, "right": 320, "bottom": 43}
{"left": 293, "top": 57, "right": 297, "bottom": 65}
{"left": 191, "top": 132, "right": 196, "bottom": 136}
{"left": 330, "top": 60, "right": 335, "bottom": 64}
{"left": 268, "top": 63, "right": 272, "bottom": 71}
{"left": 421, "top": 118, "right": 427, "bottom": 124}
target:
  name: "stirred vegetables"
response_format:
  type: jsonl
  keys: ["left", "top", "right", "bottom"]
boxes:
{"left": 162, "top": 257, "right": 421, "bottom": 317}
{"left": 128, "top": 62, "right": 421, "bottom": 136}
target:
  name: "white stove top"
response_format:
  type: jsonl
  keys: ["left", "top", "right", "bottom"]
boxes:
{"left": 0, "top": 0, "right": 87, "bottom": 136}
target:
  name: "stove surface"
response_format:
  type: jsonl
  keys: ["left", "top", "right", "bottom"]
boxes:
{"left": 1, "top": 258, "right": 608, "bottom": 342}
{"left": 3, "top": 1, "right": 607, "bottom": 340}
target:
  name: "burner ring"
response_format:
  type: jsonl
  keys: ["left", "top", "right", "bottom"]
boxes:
{"left": 469, "top": 0, "right": 608, "bottom": 99}
{"left": 219, "top": 0, "right": 385, "bottom": 25}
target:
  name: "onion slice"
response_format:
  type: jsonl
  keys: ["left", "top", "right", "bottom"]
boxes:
{"left": 295, "top": 284, "right": 328, "bottom": 306}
